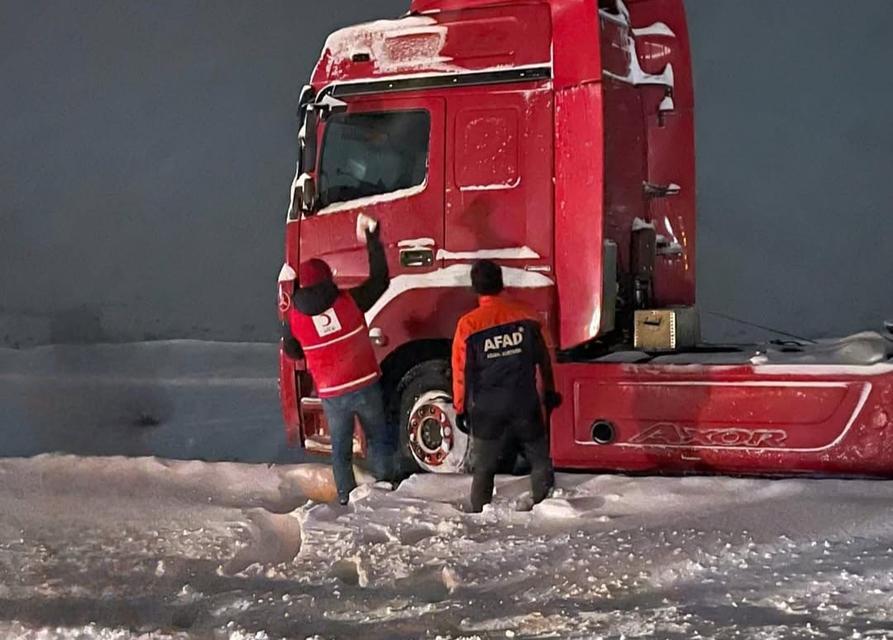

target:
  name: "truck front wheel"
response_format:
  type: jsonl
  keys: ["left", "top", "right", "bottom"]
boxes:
{"left": 396, "top": 360, "right": 469, "bottom": 475}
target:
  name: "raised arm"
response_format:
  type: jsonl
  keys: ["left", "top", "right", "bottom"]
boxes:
{"left": 349, "top": 225, "right": 390, "bottom": 313}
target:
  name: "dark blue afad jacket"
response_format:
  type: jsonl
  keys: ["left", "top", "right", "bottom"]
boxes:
{"left": 451, "top": 295, "right": 554, "bottom": 441}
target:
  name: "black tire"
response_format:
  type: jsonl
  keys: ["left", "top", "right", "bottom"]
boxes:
{"left": 395, "top": 359, "right": 469, "bottom": 476}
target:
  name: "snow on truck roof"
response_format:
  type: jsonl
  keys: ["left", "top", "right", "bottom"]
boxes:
{"left": 311, "top": 9, "right": 552, "bottom": 86}
{"left": 311, "top": 0, "right": 688, "bottom": 93}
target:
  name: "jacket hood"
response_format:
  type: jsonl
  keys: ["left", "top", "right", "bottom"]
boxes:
{"left": 293, "top": 279, "right": 339, "bottom": 317}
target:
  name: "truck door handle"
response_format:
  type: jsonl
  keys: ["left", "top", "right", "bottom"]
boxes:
{"left": 400, "top": 248, "right": 434, "bottom": 268}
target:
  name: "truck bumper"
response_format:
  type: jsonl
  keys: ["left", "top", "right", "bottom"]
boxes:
{"left": 279, "top": 350, "right": 367, "bottom": 456}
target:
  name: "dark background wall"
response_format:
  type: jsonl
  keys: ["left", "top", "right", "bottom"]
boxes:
{"left": 690, "top": 1, "right": 893, "bottom": 341}
{"left": 1, "top": 1, "right": 891, "bottom": 347}
{"left": 0, "top": 0, "right": 407, "bottom": 347}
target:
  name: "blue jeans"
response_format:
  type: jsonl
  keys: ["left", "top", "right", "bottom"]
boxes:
{"left": 321, "top": 382, "right": 396, "bottom": 501}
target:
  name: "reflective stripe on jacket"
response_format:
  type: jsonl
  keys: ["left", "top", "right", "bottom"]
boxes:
{"left": 288, "top": 291, "right": 380, "bottom": 398}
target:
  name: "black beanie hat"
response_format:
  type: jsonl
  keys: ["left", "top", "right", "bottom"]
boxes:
{"left": 471, "top": 260, "right": 504, "bottom": 296}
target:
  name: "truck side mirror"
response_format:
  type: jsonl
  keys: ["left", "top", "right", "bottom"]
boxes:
{"left": 299, "top": 174, "right": 317, "bottom": 214}
{"left": 300, "top": 107, "right": 319, "bottom": 175}
{"left": 288, "top": 173, "right": 317, "bottom": 220}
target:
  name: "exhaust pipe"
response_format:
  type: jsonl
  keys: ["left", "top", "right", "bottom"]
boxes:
{"left": 591, "top": 420, "right": 616, "bottom": 445}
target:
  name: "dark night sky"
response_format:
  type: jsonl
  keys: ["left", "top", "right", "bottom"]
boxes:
{"left": 1, "top": 1, "right": 891, "bottom": 347}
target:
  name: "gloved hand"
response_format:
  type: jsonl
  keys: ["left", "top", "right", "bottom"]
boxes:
{"left": 357, "top": 213, "right": 380, "bottom": 242}
{"left": 544, "top": 391, "right": 563, "bottom": 411}
{"left": 365, "top": 221, "right": 382, "bottom": 242}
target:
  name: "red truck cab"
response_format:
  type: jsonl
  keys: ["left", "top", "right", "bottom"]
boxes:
{"left": 279, "top": 0, "right": 893, "bottom": 477}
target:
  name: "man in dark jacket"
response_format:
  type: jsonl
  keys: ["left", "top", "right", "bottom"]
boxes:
{"left": 281, "top": 218, "right": 395, "bottom": 505}
{"left": 451, "top": 260, "right": 560, "bottom": 512}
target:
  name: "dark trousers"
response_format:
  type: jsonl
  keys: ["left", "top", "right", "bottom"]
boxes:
{"left": 470, "top": 429, "right": 554, "bottom": 513}
{"left": 321, "top": 382, "right": 396, "bottom": 502}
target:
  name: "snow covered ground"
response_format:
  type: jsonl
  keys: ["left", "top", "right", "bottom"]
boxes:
{"left": 2, "top": 455, "right": 893, "bottom": 639}
{"left": 3, "top": 341, "right": 893, "bottom": 639}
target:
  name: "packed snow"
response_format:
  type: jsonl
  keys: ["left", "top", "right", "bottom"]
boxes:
{"left": 397, "top": 238, "right": 436, "bottom": 249}
{"left": 436, "top": 247, "right": 540, "bottom": 262}
{"left": 4, "top": 455, "right": 893, "bottom": 639}
{"left": 364, "top": 265, "right": 553, "bottom": 324}
{"left": 315, "top": 183, "right": 428, "bottom": 217}
{"left": 458, "top": 178, "right": 522, "bottom": 193}
{"left": 3, "top": 342, "right": 893, "bottom": 639}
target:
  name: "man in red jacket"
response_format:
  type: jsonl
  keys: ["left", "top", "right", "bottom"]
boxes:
{"left": 452, "top": 260, "right": 561, "bottom": 512}
{"left": 281, "top": 220, "right": 395, "bottom": 505}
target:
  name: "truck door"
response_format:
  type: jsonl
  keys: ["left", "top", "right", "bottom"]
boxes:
{"left": 444, "top": 87, "right": 552, "bottom": 266}
{"left": 300, "top": 96, "right": 445, "bottom": 295}
{"left": 442, "top": 86, "right": 556, "bottom": 335}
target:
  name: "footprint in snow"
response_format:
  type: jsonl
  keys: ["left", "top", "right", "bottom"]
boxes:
{"left": 531, "top": 496, "right": 608, "bottom": 519}
{"left": 399, "top": 523, "right": 439, "bottom": 545}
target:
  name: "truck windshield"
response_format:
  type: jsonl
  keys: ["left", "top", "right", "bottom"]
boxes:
{"left": 318, "top": 110, "right": 430, "bottom": 209}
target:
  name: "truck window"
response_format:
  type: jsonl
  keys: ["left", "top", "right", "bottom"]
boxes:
{"left": 317, "top": 110, "right": 430, "bottom": 209}
{"left": 455, "top": 108, "right": 519, "bottom": 190}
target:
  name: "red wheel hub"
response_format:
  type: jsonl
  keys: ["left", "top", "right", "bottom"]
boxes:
{"left": 408, "top": 401, "right": 453, "bottom": 467}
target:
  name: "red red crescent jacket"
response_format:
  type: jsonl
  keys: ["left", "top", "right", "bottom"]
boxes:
{"left": 288, "top": 291, "right": 380, "bottom": 398}
{"left": 282, "top": 230, "right": 389, "bottom": 399}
